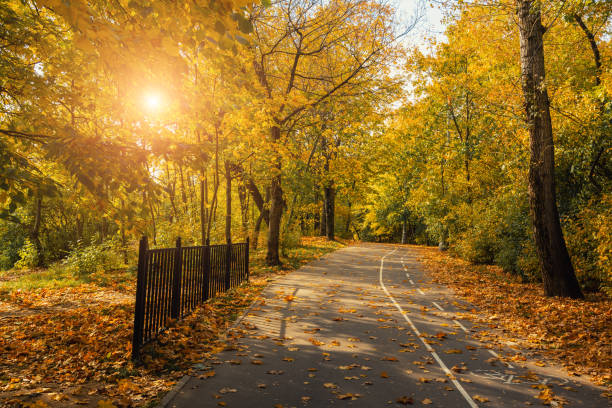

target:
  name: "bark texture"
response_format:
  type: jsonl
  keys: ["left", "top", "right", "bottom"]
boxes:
{"left": 266, "top": 126, "right": 283, "bottom": 265}
{"left": 517, "top": 0, "right": 583, "bottom": 298}
{"left": 225, "top": 160, "right": 232, "bottom": 243}
{"left": 324, "top": 185, "right": 335, "bottom": 240}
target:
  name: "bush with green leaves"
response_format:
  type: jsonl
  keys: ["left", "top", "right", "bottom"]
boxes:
{"left": 14, "top": 239, "right": 39, "bottom": 269}
{"left": 63, "top": 241, "right": 124, "bottom": 276}
{"left": 281, "top": 227, "right": 302, "bottom": 255}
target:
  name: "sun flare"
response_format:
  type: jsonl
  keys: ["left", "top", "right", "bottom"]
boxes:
{"left": 143, "top": 91, "right": 163, "bottom": 111}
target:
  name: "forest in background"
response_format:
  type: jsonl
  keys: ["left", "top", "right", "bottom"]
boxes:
{"left": 0, "top": 0, "right": 610, "bottom": 297}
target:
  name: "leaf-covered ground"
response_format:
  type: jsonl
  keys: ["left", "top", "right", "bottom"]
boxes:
{"left": 0, "top": 237, "right": 345, "bottom": 408}
{"left": 415, "top": 246, "right": 612, "bottom": 389}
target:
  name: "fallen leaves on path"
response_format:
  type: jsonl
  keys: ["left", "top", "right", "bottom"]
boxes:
{"left": 397, "top": 395, "right": 414, "bottom": 405}
{"left": 473, "top": 395, "right": 490, "bottom": 403}
{"left": 416, "top": 246, "right": 612, "bottom": 387}
{"left": 337, "top": 393, "right": 362, "bottom": 400}
{"left": 0, "top": 237, "right": 345, "bottom": 407}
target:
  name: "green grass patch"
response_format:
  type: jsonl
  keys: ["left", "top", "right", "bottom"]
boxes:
{"left": 0, "top": 263, "right": 134, "bottom": 293}
{"left": 0, "top": 237, "right": 343, "bottom": 293}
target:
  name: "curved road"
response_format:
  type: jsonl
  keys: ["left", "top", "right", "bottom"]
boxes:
{"left": 161, "top": 244, "right": 609, "bottom": 408}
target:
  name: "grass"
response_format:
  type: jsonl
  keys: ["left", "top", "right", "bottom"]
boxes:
{"left": 0, "top": 263, "right": 136, "bottom": 294}
{"left": 0, "top": 237, "right": 344, "bottom": 294}
{"left": 0, "top": 236, "right": 345, "bottom": 408}
{"left": 0, "top": 266, "right": 83, "bottom": 292}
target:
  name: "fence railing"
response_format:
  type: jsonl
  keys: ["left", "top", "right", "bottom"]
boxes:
{"left": 132, "top": 236, "right": 249, "bottom": 359}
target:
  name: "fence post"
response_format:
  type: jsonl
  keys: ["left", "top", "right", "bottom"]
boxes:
{"left": 203, "top": 238, "right": 210, "bottom": 301}
{"left": 171, "top": 237, "right": 182, "bottom": 319}
{"left": 225, "top": 238, "right": 231, "bottom": 290}
{"left": 245, "top": 237, "right": 250, "bottom": 282}
{"left": 132, "top": 236, "right": 148, "bottom": 360}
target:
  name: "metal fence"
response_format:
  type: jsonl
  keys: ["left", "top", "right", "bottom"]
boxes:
{"left": 132, "top": 236, "right": 249, "bottom": 359}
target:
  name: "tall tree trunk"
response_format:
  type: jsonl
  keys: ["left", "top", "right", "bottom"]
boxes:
{"left": 238, "top": 182, "right": 249, "bottom": 237}
{"left": 253, "top": 213, "right": 263, "bottom": 250}
{"left": 236, "top": 166, "right": 269, "bottom": 226}
{"left": 572, "top": 15, "right": 601, "bottom": 87}
{"left": 313, "top": 188, "right": 321, "bottom": 234}
{"left": 207, "top": 125, "right": 220, "bottom": 240}
{"left": 345, "top": 200, "right": 352, "bottom": 234}
{"left": 573, "top": 14, "right": 605, "bottom": 193}
{"left": 31, "top": 193, "right": 44, "bottom": 267}
{"left": 120, "top": 199, "right": 128, "bottom": 264}
{"left": 179, "top": 163, "right": 187, "bottom": 207}
{"left": 324, "top": 185, "right": 335, "bottom": 240}
{"left": 200, "top": 171, "right": 207, "bottom": 244}
{"left": 225, "top": 160, "right": 232, "bottom": 243}
{"left": 266, "top": 126, "right": 283, "bottom": 266}
{"left": 319, "top": 196, "right": 326, "bottom": 236}
{"left": 517, "top": 0, "right": 583, "bottom": 298}
{"left": 252, "top": 187, "right": 269, "bottom": 250}
{"left": 439, "top": 154, "right": 448, "bottom": 251}
{"left": 145, "top": 191, "right": 157, "bottom": 245}
{"left": 401, "top": 214, "right": 407, "bottom": 244}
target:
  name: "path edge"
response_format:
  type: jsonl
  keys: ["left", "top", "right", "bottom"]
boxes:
{"left": 155, "top": 280, "right": 270, "bottom": 408}
{"left": 154, "top": 247, "right": 346, "bottom": 407}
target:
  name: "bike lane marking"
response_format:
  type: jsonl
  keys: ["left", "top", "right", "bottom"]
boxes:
{"left": 379, "top": 248, "right": 479, "bottom": 408}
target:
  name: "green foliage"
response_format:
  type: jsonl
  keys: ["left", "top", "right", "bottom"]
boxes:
{"left": 14, "top": 239, "right": 38, "bottom": 270}
{"left": 362, "top": 2, "right": 612, "bottom": 296}
{"left": 564, "top": 194, "right": 612, "bottom": 294}
{"left": 63, "top": 241, "right": 124, "bottom": 276}
{"left": 281, "top": 227, "right": 302, "bottom": 255}
{"left": 0, "top": 223, "right": 25, "bottom": 270}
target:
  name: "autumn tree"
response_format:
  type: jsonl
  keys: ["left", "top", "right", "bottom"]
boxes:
{"left": 517, "top": 0, "right": 583, "bottom": 298}
{"left": 248, "top": 0, "right": 410, "bottom": 264}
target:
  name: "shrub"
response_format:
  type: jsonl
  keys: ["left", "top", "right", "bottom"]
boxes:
{"left": 63, "top": 241, "right": 124, "bottom": 276}
{"left": 14, "top": 239, "right": 39, "bottom": 269}
{"left": 281, "top": 227, "right": 301, "bottom": 255}
{"left": 564, "top": 194, "right": 612, "bottom": 294}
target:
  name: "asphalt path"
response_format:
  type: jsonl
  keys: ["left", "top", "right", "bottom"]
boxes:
{"left": 162, "top": 244, "right": 610, "bottom": 408}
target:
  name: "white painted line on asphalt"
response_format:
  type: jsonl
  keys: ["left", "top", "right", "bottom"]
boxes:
{"left": 417, "top": 288, "right": 426, "bottom": 295}
{"left": 454, "top": 320, "right": 469, "bottom": 333}
{"left": 487, "top": 349, "right": 514, "bottom": 368}
{"left": 409, "top": 279, "right": 415, "bottom": 285}
{"left": 379, "top": 249, "right": 479, "bottom": 408}
{"left": 432, "top": 302, "right": 444, "bottom": 311}
{"left": 405, "top": 273, "right": 410, "bottom": 278}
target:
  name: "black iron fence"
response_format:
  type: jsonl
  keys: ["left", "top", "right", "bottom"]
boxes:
{"left": 132, "top": 236, "right": 249, "bottom": 359}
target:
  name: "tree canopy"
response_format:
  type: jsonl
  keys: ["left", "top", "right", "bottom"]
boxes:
{"left": 1, "top": 0, "right": 610, "bottom": 298}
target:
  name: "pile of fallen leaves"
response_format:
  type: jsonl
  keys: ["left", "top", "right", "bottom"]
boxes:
{"left": 415, "top": 246, "right": 612, "bottom": 387}
{"left": 0, "top": 237, "right": 344, "bottom": 407}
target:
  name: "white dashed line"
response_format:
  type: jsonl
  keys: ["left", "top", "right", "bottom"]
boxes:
{"left": 432, "top": 302, "right": 444, "bottom": 311}
{"left": 417, "top": 288, "right": 425, "bottom": 295}
{"left": 409, "top": 279, "right": 415, "bottom": 285}
{"left": 405, "top": 273, "right": 411, "bottom": 279}
{"left": 488, "top": 349, "right": 514, "bottom": 368}
{"left": 379, "top": 250, "right": 479, "bottom": 408}
{"left": 454, "top": 319, "right": 469, "bottom": 333}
